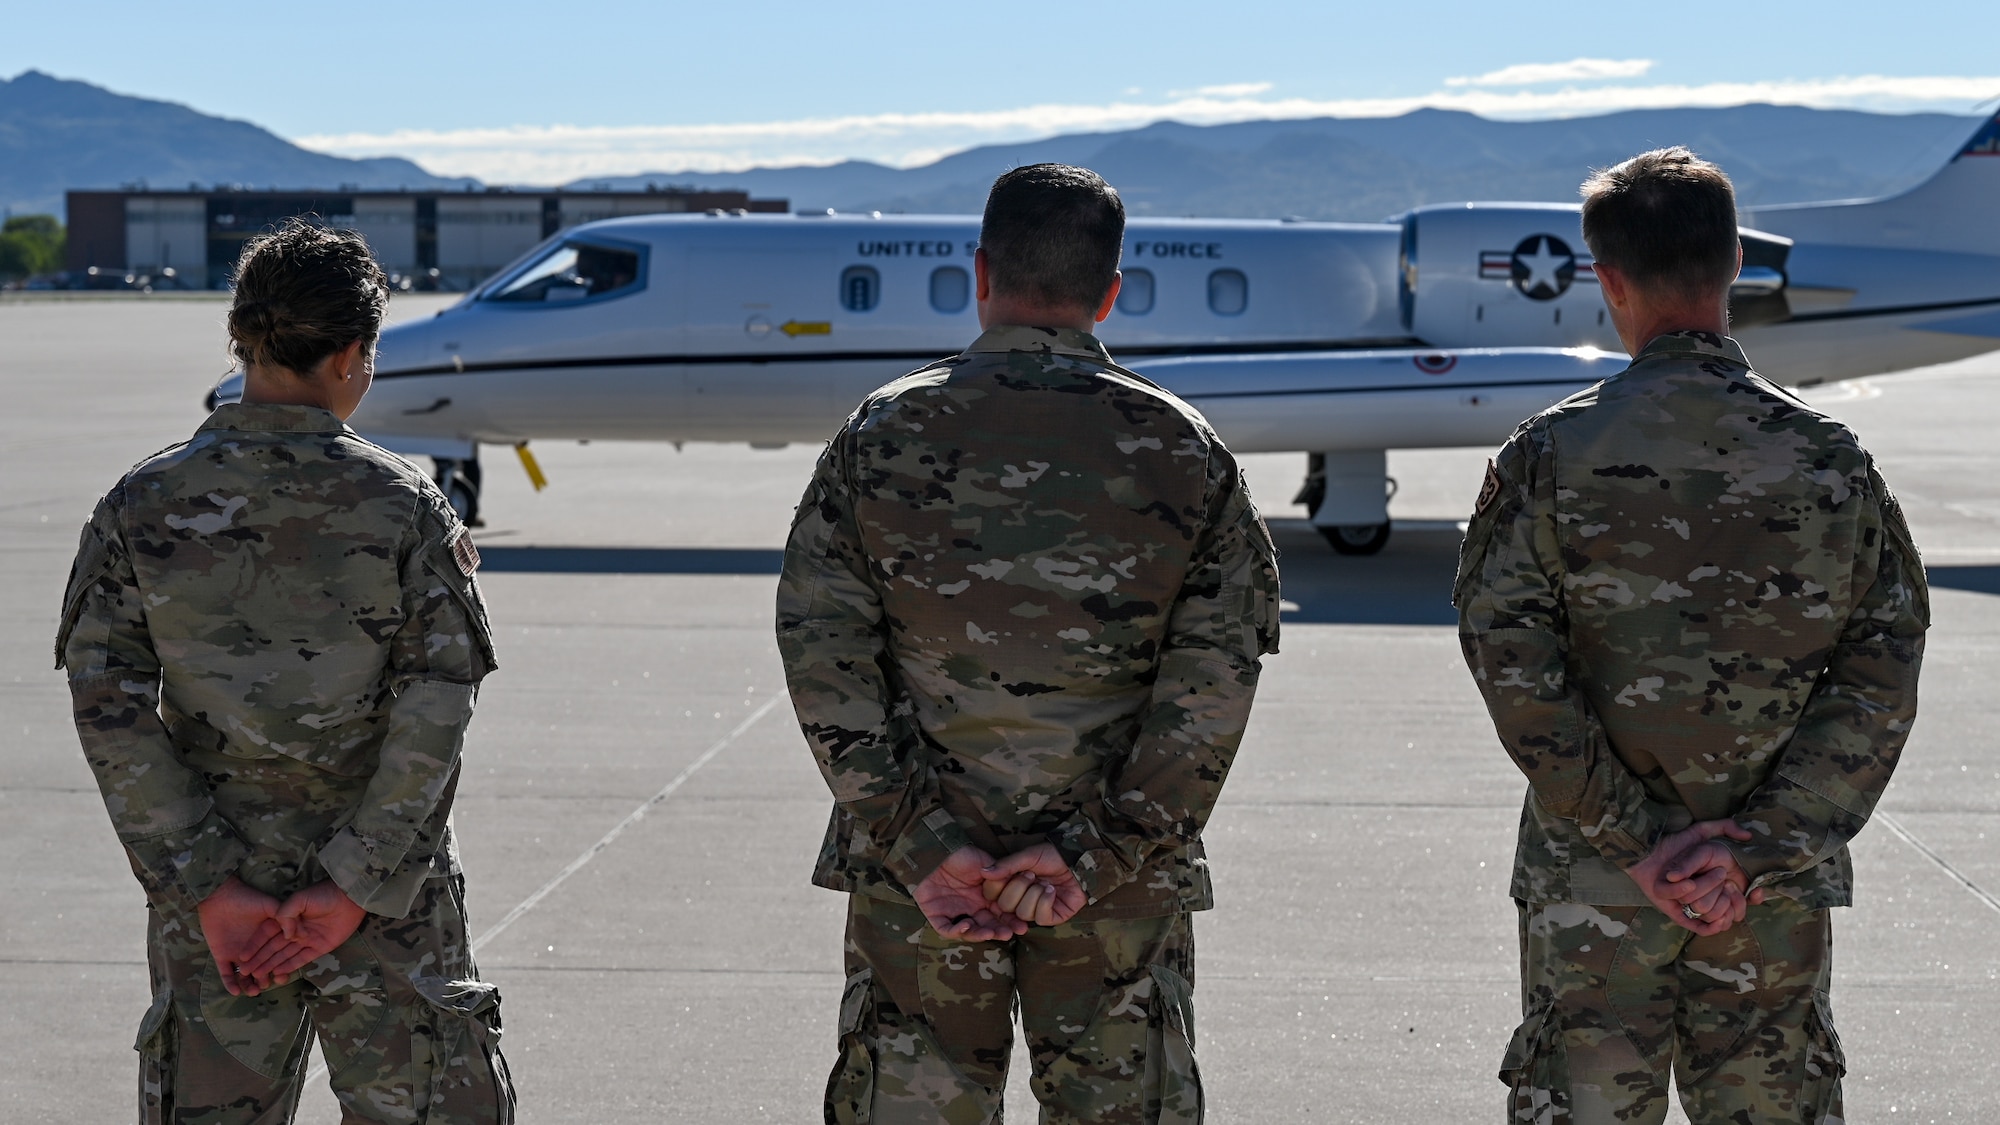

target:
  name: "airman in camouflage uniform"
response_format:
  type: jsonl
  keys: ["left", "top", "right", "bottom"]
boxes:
{"left": 59, "top": 399, "right": 515, "bottom": 1123}
{"left": 1458, "top": 147, "right": 1926, "bottom": 1124}
{"left": 781, "top": 163, "right": 1278, "bottom": 1125}
{"left": 1458, "top": 327, "right": 1926, "bottom": 1120}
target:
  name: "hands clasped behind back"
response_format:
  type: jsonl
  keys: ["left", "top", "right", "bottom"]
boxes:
{"left": 196, "top": 875, "right": 367, "bottom": 995}
{"left": 1625, "top": 819, "right": 1767, "bottom": 936}
{"left": 919, "top": 824, "right": 1764, "bottom": 940}
{"left": 911, "top": 844, "right": 1088, "bottom": 941}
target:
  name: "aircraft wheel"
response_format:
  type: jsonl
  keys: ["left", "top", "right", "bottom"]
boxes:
{"left": 1320, "top": 521, "right": 1391, "bottom": 555}
{"left": 446, "top": 476, "right": 480, "bottom": 525}
{"left": 433, "top": 458, "right": 484, "bottom": 527}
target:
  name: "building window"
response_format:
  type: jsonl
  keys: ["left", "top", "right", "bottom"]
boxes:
{"left": 482, "top": 239, "right": 644, "bottom": 304}
{"left": 1207, "top": 269, "right": 1247, "bottom": 316}
{"left": 929, "top": 266, "right": 969, "bottom": 313}
{"left": 1117, "top": 268, "right": 1155, "bottom": 315}
{"left": 841, "top": 265, "right": 880, "bottom": 312}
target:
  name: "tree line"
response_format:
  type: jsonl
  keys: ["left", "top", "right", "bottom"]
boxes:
{"left": 0, "top": 215, "right": 64, "bottom": 280}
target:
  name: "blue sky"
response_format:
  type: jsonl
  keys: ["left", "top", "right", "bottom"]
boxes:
{"left": 6, "top": 0, "right": 1998, "bottom": 181}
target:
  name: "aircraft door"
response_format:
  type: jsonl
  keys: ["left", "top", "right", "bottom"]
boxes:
{"left": 679, "top": 245, "right": 841, "bottom": 443}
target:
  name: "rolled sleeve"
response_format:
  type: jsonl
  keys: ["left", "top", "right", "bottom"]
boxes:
{"left": 322, "top": 497, "right": 493, "bottom": 916}
{"left": 1731, "top": 467, "right": 1928, "bottom": 886}
{"left": 778, "top": 433, "right": 959, "bottom": 891}
{"left": 1456, "top": 428, "right": 1672, "bottom": 869}
{"left": 1050, "top": 449, "right": 1280, "bottom": 903}
{"left": 60, "top": 493, "right": 251, "bottom": 910}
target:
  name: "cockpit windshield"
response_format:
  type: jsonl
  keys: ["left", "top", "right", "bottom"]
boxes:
{"left": 484, "top": 240, "right": 643, "bottom": 304}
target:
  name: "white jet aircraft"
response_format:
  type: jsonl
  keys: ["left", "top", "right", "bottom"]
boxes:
{"left": 214, "top": 108, "right": 2000, "bottom": 553}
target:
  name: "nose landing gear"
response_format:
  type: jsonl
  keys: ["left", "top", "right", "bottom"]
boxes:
{"left": 1320, "top": 521, "right": 1393, "bottom": 555}
{"left": 1296, "top": 451, "right": 1395, "bottom": 555}
{"left": 432, "top": 456, "right": 484, "bottom": 527}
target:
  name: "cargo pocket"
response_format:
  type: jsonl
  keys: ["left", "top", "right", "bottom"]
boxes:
{"left": 824, "top": 968, "right": 876, "bottom": 1125}
{"left": 1498, "top": 999, "right": 1568, "bottom": 1125}
{"left": 411, "top": 975, "right": 515, "bottom": 1124}
{"left": 134, "top": 985, "right": 176, "bottom": 1125}
{"left": 1145, "top": 964, "right": 1203, "bottom": 1125}
{"left": 1799, "top": 989, "right": 1846, "bottom": 1122}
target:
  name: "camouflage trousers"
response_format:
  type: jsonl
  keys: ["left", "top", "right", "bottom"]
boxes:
{"left": 827, "top": 894, "right": 1201, "bottom": 1125}
{"left": 1506, "top": 896, "right": 1843, "bottom": 1125}
{"left": 137, "top": 873, "right": 515, "bottom": 1124}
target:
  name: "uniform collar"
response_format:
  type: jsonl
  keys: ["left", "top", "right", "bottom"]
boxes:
{"left": 965, "top": 325, "right": 1113, "bottom": 363}
{"left": 199, "top": 402, "right": 350, "bottom": 434}
{"left": 1632, "top": 330, "right": 1752, "bottom": 370}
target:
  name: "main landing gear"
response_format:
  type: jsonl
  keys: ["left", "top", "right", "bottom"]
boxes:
{"left": 433, "top": 455, "right": 484, "bottom": 527}
{"left": 1294, "top": 451, "right": 1394, "bottom": 556}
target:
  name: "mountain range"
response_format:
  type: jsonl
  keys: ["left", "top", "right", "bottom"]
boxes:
{"left": 589, "top": 106, "right": 1983, "bottom": 221}
{"left": 3, "top": 69, "right": 1982, "bottom": 224}
{"left": 0, "top": 70, "right": 469, "bottom": 217}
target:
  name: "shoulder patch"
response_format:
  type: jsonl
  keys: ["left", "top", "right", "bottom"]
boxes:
{"left": 450, "top": 527, "right": 481, "bottom": 577}
{"left": 1475, "top": 458, "right": 1504, "bottom": 516}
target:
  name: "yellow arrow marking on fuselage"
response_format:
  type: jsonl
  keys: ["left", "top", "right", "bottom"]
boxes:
{"left": 781, "top": 320, "right": 831, "bottom": 337}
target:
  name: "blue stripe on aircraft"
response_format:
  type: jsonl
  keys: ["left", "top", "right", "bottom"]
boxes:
{"left": 373, "top": 338, "right": 1428, "bottom": 379}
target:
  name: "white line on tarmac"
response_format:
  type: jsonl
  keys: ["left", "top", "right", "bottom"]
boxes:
{"left": 1875, "top": 810, "right": 2000, "bottom": 917}
{"left": 471, "top": 694, "right": 785, "bottom": 952}
{"left": 302, "top": 695, "right": 784, "bottom": 1087}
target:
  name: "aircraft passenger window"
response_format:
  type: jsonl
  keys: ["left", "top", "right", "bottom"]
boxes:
{"left": 1207, "top": 269, "right": 1247, "bottom": 316}
{"left": 486, "top": 241, "right": 642, "bottom": 304}
{"left": 929, "top": 266, "right": 969, "bottom": 313}
{"left": 1117, "top": 268, "right": 1154, "bottom": 315}
{"left": 841, "top": 265, "right": 880, "bottom": 312}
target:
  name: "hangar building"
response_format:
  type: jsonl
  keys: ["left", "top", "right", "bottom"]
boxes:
{"left": 64, "top": 186, "right": 789, "bottom": 290}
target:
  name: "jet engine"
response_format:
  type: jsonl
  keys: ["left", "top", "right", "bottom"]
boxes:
{"left": 1394, "top": 203, "right": 1796, "bottom": 348}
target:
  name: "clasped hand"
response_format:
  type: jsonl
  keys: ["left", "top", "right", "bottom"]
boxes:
{"left": 1625, "top": 819, "right": 1767, "bottom": 937}
{"left": 195, "top": 876, "right": 367, "bottom": 996}
{"left": 910, "top": 844, "right": 1086, "bottom": 941}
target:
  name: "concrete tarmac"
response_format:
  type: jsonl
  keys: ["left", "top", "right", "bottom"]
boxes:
{"left": 2, "top": 295, "right": 1995, "bottom": 1122}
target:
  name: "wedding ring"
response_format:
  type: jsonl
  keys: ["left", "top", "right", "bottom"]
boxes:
{"left": 1681, "top": 904, "right": 1704, "bottom": 921}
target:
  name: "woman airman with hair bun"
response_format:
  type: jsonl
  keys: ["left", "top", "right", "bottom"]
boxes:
{"left": 58, "top": 218, "right": 515, "bottom": 1122}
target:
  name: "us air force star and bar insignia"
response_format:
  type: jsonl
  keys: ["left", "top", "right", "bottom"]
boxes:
{"left": 1478, "top": 234, "right": 1595, "bottom": 301}
{"left": 450, "top": 526, "right": 481, "bottom": 577}
{"left": 1510, "top": 235, "right": 1576, "bottom": 300}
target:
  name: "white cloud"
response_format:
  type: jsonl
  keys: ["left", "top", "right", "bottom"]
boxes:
{"left": 296, "top": 74, "right": 2000, "bottom": 184}
{"left": 1446, "top": 58, "right": 1654, "bottom": 88}
{"left": 1185, "top": 82, "right": 1275, "bottom": 98}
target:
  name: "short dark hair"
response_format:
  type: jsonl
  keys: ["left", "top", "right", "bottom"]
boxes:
{"left": 979, "top": 164, "right": 1125, "bottom": 310}
{"left": 228, "top": 218, "right": 389, "bottom": 374}
{"left": 1580, "top": 147, "right": 1739, "bottom": 302}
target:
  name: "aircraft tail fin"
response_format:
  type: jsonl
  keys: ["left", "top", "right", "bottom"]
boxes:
{"left": 1957, "top": 107, "right": 2000, "bottom": 159}
{"left": 1746, "top": 104, "right": 2000, "bottom": 255}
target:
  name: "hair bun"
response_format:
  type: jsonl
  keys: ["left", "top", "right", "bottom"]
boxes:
{"left": 226, "top": 220, "right": 389, "bottom": 372}
{"left": 230, "top": 299, "right": 287, "bottom": 339}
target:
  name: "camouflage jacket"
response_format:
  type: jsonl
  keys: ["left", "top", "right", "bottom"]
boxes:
{"left": 1456, "top": 331, "right": 1928, "bottom": 909}
{"left": 57, "top": 403, "right": 497, "bottom": 919}
{"left": 777, "top": 325, "right": 1281, "bottom": 919}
